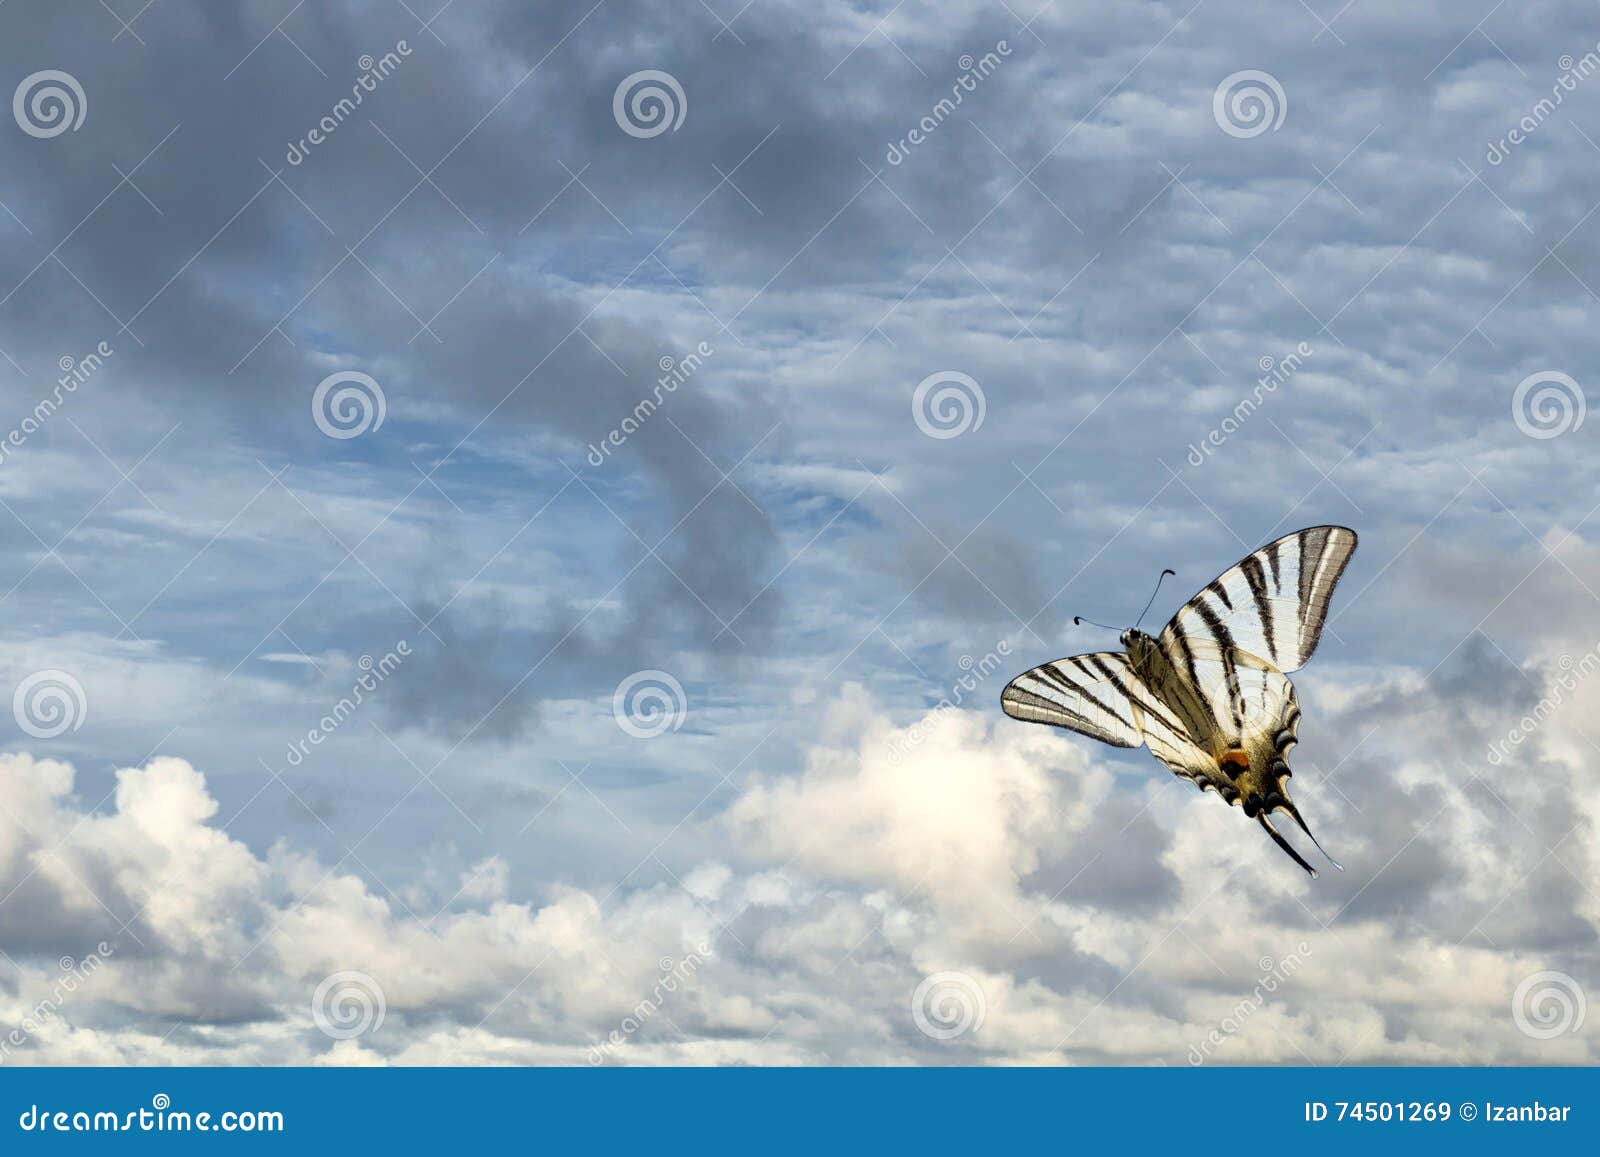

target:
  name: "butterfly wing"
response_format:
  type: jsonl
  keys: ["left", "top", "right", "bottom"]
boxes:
{"left": 1001, "top": 652, "right": 1221, "bottom": 781}
{"left": 1000, "top": 652, "right": 1145, "bottom": 747}
{"left": 1162, "top": 525, "right": 1357, "bottom": 674}
{"left": 1127, "top": 689, "right": 1240, "bottom": 796}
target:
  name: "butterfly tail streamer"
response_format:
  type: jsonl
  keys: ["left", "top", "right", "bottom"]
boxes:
{"left": 1258, "top": 813, "right": 1319, "bottom": 878}
{"left": 1261, "top": 763, "right": 1343, "bottom": 874}
{"left": 1279, "top": 801, "right": 1343, "bottom": 871}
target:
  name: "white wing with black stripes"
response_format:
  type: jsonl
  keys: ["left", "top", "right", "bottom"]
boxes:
{"left": 1000, "top": 652, "right": 1218, "bottom": 776}
{"left": 1163, "top": 525, "right": 1356, "bottom": 673}
{"left": 999, "top": 652, "right": 1144, "bottom": 747}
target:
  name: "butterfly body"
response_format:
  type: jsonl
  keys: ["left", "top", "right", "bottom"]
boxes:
{"left": 1001, "top": 526, "right": 1357, "bottom": 877}
{"left": 1120, "top": 628, "right": 1214, "bottom": 750}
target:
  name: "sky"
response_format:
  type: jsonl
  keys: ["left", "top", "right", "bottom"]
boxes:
{"left": 0, "top": 0, "right": 1596, "bottom": 1065}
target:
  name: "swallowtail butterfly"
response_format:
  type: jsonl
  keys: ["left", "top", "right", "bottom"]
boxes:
{"left": 1001, "top": 526, "right": 1357, "bottom": 876}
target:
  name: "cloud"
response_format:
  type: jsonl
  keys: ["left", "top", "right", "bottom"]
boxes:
{"left": 3, "top": 649, "right": 1595, "bottom": 1066}
{"left": 726, "top": 683, "right": 1111, "bottom": 935}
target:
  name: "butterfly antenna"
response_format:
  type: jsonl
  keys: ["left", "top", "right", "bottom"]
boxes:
{"left": 1072, "top": 615, "right": 1119, "bottom": 633}
{"left": 1131, "top": 568, "right": 1176, "bottom": 632}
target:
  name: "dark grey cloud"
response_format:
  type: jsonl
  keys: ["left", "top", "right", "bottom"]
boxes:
{"left": 1, "top": 0, "right": 812, "bottom": 743}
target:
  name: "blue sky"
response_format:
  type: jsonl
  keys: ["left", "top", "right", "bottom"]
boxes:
{"left": 0, "top": 0, "right": 1596, "bottom": 1064}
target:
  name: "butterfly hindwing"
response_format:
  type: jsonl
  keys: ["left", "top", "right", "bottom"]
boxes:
{"left": 1152, "top": 635, "right": 1298, "bottom": 750}
{"left": 1125, "top": 690, "right": 1231, "bottom": 793}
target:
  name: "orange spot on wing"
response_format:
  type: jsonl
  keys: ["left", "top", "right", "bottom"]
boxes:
{"left": 1217, "top": 749, "right": 1250, "bottom": 778}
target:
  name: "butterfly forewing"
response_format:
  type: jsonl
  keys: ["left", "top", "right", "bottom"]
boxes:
{"left": 1000, "top": 653, "right": 1144, "bottom": 748}
{"left": 1163, "top": 525, "right": 1357, "bottom": 673}
{"left": 1002, "top": 652, "right": 1223, "bottom": 782}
